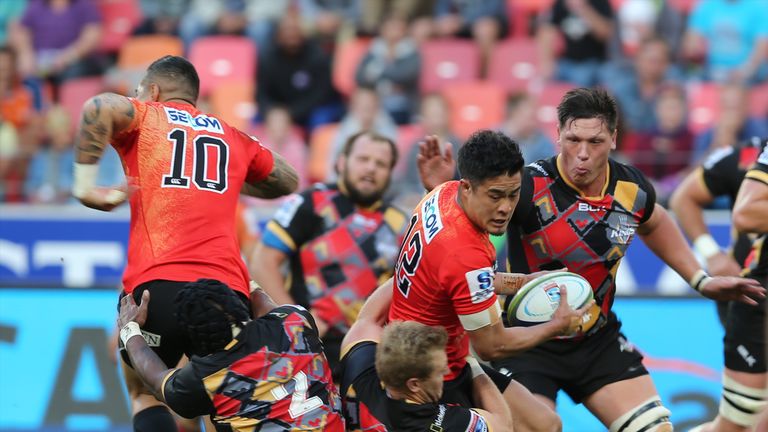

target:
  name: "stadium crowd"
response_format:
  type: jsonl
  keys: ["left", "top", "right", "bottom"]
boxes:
{"left": 3, "top": 0, "right": 768, "bottom": 210}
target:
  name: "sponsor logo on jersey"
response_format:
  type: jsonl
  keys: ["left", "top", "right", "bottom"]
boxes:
{"left": 465, "top": 267, "right": 495, "bottom": 304}
{"left": 275, "top": 194, "right": 304, "bottom": 228}
{"left": 610, "top": 215, "right": 636, "bottom": 244}
{"left": 758, "top": 146, "right": 768, "bottom": 165}
{"left": 432, "top": 404, "right": 447, "bottom": 430}
{"left": 528, "top": 162, "right": 548, "bottom": 176}
{"left": 164, "top": 107, "right": 224, "bottom": 133}
{"left": 421, "top": 189, "right": 443, "bottom": 244}
{"left": 578, "top": 202, "right": 606, "bottom": 212}
{"left": 141, "top": 330, "right": 161, "bottom": 347}
{"left": 468, "top": 410, "right": 490, "bottom": 432}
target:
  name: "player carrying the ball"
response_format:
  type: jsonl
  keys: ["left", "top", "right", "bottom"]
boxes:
{"left": 390, "top": 130, "right": 591, "bottom": 432}
{"left": 418, "top": 88, "right": 765, "bottom": 432}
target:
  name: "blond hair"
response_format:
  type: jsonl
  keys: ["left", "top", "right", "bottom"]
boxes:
{"left": 375, "top": 321, "right": 448, "bottom": 391}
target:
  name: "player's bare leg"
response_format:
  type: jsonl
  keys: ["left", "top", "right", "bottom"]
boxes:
{"left": 690, "top": 369, "right": 767, "bottom": 432}
{"left": 503, "top": 380, "right": 562, "bottom": 432}
{"left": 121, "top": 358, "right": 178, "bottom": 431}
{"left": 582, "top": 375, "right": 672, "bottom": 432}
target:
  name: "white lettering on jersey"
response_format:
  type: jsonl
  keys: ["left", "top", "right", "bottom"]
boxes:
{"left": 528, "top": 162, "right": 548, "bottom": 176}
{"left": 464, "top": 267, "right": 495, "bottom": 304}
{"left": 758, "top": 146, "right": 768, "bottom": 165}
{"left": 164, "top": 107, "right": 224, "bottom": 134}
{"left": 421, "top": 189, "right": 443, "bottom": 244}
{"left": 578, "top": 202, "right": 606, "bottom": 212}
{"left": 275, "top": 194, "right": 304, "bottom": 228}
{"left": 703, "top": 146, "right": 734, "bottom": 169}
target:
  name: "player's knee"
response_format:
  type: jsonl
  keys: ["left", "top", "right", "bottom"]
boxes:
{"left": 133, "top": 405, "right": 178, "bottom": 432}
{"left": 608, "top": 396, "right": 673, "bottom": 432}
{"left": 718, "top": 374, "right": 768, "bottom": 427}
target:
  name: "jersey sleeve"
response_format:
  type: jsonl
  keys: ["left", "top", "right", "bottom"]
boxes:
{"left": 243, "top": 133, "right": 275, "bottom": 184}
{"left": 439, "top": 246, "right": 498, "bottom": 320}
{"left": 630, "top": 166, "right": 657, "bottom": 224}
{"left": 111, "top": 98, "right": 147, "bottom": 149}
{"left": 339, "top": 341, "right": 388, "bottom": 432}
{"left": 745, "top": 146, "right": 768, "bottom": 185}
{"left": 162, "top": 367, "right": 214, "bottom": 419}
{"left": 701, "top": 146, "right": 737, "bottom": 197}
{"left": 261, "top": 190, "right": 318, "bottom": 253}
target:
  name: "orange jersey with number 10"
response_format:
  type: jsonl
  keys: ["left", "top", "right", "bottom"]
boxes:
{"left": 111, "top": 99, "right": 274, "bottom": 297}
{"left": 389, "top": 181, "right": 498, "bottom": 380}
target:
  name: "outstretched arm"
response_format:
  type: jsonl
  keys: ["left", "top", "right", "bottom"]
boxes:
{"left": 417, "top": 135, "right": 455, "bottom": 192}
{"left": 241, "top": 151, "right": 299, "bottom": 199}
{"left": 73, "top": 93, "right": 136, "bottom": 211}
{"left": 669, "top": 169, "right": 740, "bottom": 276}
{"left": 341, "top": 277, "right": 393, "bottom": 351}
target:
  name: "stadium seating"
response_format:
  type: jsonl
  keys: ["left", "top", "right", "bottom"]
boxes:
{"left": 687, "top": 82, "right": 719, "bottom": 135}
{"left": 307, "top": 123, "right": 340, "bottom": 183}
{"left": 442, "top": 81, "right": 506, "bottom": 140}
{"left": 117, "top": 35, "right": 184, "bottom": 69}
{"left": 189, "top": 36, "right": 257, "bottom": 97}
{"left": 210, "top": 81, "right": 256, "bottom": 131}
{"left": 507, "top": 0, "right": 555, "bottom": 38}
{"left": 488, "top": 38, "right": 539, "bottom": 93}
{"left": 419, "top": 39, "right": 480, "bottom": 93}
{"left": 749, "top": 82, "right": 768, "bottom": 118}
{"left": 534, "top": 81, "right": 575, "bottom": 141}
{"left": 59, "top": 76, "right": 105, "bottom": 134}
{"left": 332, "top": 38, "right": 371, "bottom": 97}
{"left": 393, "top": 124, "right": 423, "bottom": 175}
{"left": 98, "top": 0, "right": 143, "bottom": 53}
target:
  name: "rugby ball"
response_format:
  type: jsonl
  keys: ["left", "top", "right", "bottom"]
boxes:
{"left": 505, "top": 272, "right": 597, "bottom": 336}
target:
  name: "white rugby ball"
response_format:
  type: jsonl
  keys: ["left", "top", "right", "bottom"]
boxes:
{"left": 506, "top": 272, "right": 594, "bottom": 328}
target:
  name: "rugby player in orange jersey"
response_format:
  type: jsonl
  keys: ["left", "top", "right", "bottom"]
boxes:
{"left": 390, "top": 130, "right": 592, "bottom": 432}
{"left": 72, "top": 55, "right": 299, "bottom": 431}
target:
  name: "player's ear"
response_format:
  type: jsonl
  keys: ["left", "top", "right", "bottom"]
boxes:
{"left": 149, "top": 83, "right": 161, "bottom": 102}
{"left": 405, "top": 377, "right": 421, "bottom": 394}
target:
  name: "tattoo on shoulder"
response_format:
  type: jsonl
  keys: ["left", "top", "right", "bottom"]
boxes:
{"left": 75, "top": 93, "right": 134, "bottom": 164}
{"left": 244, "top": 154, "right": 298, "bottom": 199}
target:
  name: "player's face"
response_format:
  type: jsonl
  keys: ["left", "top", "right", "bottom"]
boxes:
{"left": 461, "top": 172, "right": 522, "bottom": 235}
{"left": 421, "top": 349, "right": 449, "bottom": 403}
{"left": 339, "top": 136, "right": 394, "bottom": 207}
{"left": 558, "top": 118, "right": 616, "bottom": 194}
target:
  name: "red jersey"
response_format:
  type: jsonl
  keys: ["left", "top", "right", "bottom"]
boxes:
{"left": 112, "top": 99, "right": 274, "bottom": 297}
{"left": 389, "top": 181, "right": 498, "bottom": 380}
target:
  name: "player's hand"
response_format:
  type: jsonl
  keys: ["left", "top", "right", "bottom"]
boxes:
{"left": 698, "top": 276, "right": 765, "bottom": 306}
{"left": 706, "top": 253, "right": 742, "bottom": 277}
{"left": 550, "top": 285, "right": 596, "bottom": 336}
{"left": 417, "top": 135, "right": 455, "bottom": 192}
{"left": 118, "top": 290, "right": 150, "bottom": 328}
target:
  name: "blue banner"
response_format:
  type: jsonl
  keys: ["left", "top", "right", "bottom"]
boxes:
{"left": 0, "top": 206, "right": 736, "bottom": 293}
{"left": 0, "top": 289, "right": 725, "bottom": 431}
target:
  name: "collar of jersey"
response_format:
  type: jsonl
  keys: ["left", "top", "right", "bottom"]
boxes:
{"left": 555, "top": 154, "right": 611, "bottom": 200}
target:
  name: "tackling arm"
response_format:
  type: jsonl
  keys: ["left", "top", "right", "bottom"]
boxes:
{"left": 248, "top": 242, "right": 295, "bottom": 306}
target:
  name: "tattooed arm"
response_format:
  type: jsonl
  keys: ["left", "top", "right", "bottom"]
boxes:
{"left": 73, "top": 93, "right": 136, "bottom": 211}
{"left": 241, "top": 150, "right": 299, "bottom": 199}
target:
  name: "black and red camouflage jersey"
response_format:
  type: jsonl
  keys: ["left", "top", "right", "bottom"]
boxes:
{"left": 506, "top": 156, "right": 656, "bottom": 334}
{"left": 161, "top": 305, "right": 344, "bottom": 431}
{"left": 743, "top": 145, "right": 768, "bottom": 279}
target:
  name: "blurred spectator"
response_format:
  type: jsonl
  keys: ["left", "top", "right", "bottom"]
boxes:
{"left": 0, "top": 45, "right": 39, "bottom": 201}
{"left": 133, "top": 0, "right": 190, "bottom": 36}
{"left": 257, "top": 13, "right": 342, "bottom": 132}
{"left": 0, "top": 0, "right": 26, "bottom": 45}
{"left": 394, "top": 93, "right": 460, "bottom": 201}
{"left": 606, "top": 37, "right": 681, "bottom": 133}
{"left": 432, "top": 0, "right": 507, "bottom": 76}
{"left": 327, "top": 87, "right": 397, "bottom": 181}
{"left": 11, "top": 0, "right": 103, "bottom": 91}
{"left": 499, "top": 92, "right": 556, "bottom": 163}
{"left": 356, "top": 0, "right": 435, "bottom": 38}
{"left": 180, "top": 0, "right": 290, "bottom": 50}
{"left": 537, "top": 0, "right": 614, "bottom": 87}
{"left": 297, "top": 0, "right": 356, "bottom": 48}
{"left": 608, "top": 0, "right": 684, "bottom": 65}
{"left": 693, "top": 82, "right": 768, "bottom": 161}
{"left": 251, "top": 106, "right": 309, "bottom": 190}
{"left": 683, "top": 0, "right": 768, "bottom": 83}
{"left": 24, "top": 106, "right": 74, "bottom": 203}
{"left": 621, "top": 85, "right": 693, "bottom": 204}
{"left": 355, "top": 12, "right": 420, "bottom": 125}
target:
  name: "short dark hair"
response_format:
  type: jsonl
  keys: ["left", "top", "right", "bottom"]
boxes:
{"left": 457, "top": 130, "right": 524, "bottom": 185}
{"left": 341, "top": 131, "right": 398, "bottom": 169}
{"left": 557, "top": 87, "right": 619, "bottom": 132}
{"left": 145, "top": 55, "right": 200, "bottom": 101}
{"left": 175, "top": 279, "right": 250, "bottom": 357}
